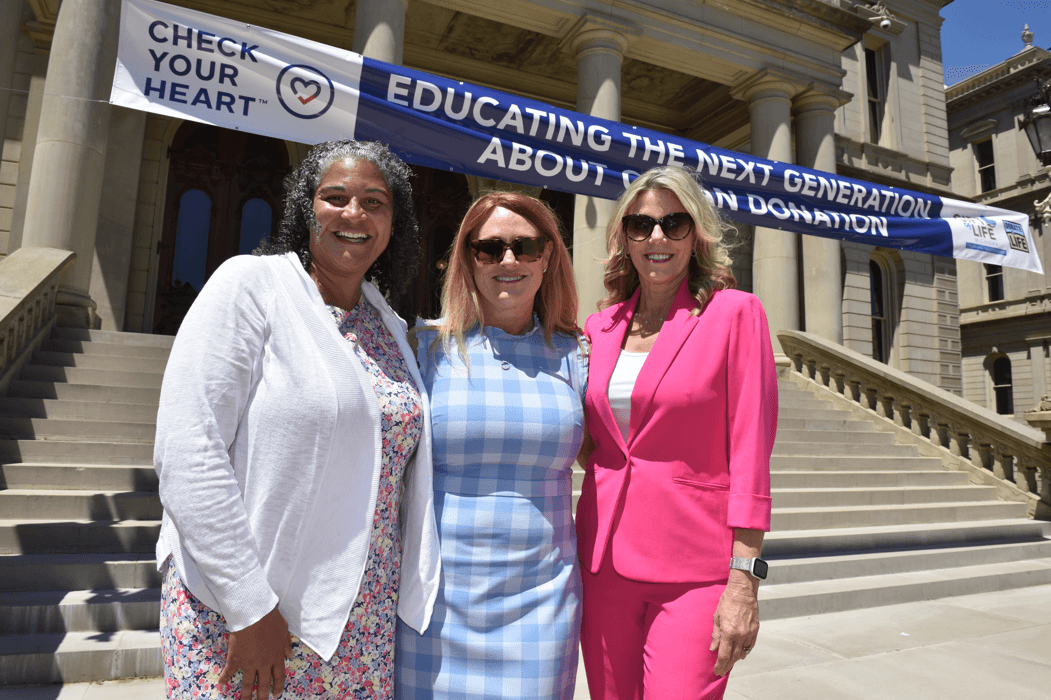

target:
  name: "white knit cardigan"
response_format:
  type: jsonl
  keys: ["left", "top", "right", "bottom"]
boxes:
{"left": 154, "top": 252, "right": 440, "bottom": 662}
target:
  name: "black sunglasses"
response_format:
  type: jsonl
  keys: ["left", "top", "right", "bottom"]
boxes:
{"left": 622, "top": 212, "right": 694, "bottom": 241}
{"left": 469, "top": 237, "right": 548, "bottom": 264}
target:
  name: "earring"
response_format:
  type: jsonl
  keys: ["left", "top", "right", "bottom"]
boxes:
{"left": 543, "top": 267, "right": 547, "bottom": 273}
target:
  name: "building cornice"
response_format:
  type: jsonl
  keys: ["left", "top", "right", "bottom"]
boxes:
{"left": 946, "top": 46, "right": 1051, "bottom": 107}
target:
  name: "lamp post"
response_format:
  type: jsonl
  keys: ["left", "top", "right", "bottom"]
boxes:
{"left": 1021, "top": 78, "right": 1051, "bottom": 167}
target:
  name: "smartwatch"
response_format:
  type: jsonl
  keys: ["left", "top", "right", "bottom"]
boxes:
{"left": 729, "top": 557, "right": 768, "bottom": 580}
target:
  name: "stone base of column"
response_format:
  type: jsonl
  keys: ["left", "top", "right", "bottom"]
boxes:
{"left": 56, "top": 288, "right": 100, "bottom": 329}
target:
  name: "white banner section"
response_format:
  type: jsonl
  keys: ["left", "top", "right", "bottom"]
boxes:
{"left": 111, "top": 0, "right": 362, "bottom": 142}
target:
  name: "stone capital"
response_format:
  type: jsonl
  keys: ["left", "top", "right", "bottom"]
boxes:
{"left": 730, "top": 68, "right": 809, "bottom": 104}
{"left": 559, "top": 13, "right": 641, "bottom": 58}
{"left": 792, "top": 83, "right": 853, "bottom": 115}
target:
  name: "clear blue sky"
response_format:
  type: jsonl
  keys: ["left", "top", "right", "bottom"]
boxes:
{"left": 942, "top": 0, "right": 1051, "bottom": 84}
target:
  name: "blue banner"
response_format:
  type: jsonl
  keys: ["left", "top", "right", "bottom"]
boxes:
{"left": 111, "top": 0, "right": 1044, "bottom": 274}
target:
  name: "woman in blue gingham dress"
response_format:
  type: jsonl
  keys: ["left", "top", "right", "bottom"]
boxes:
{"left": 395, "top": 193, "right": 586, "bottom": 700}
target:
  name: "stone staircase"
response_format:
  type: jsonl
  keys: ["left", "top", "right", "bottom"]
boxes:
{"left": 2, "top": 330, "right": 1050, "bottom": 687}
{"left": 759, "top": 378, "right": 1051, "bottom": 618}
{"left": 0, "top": 327, "right": 169, "bottom": 686}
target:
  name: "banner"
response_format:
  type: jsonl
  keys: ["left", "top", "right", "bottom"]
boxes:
{"left": 110, "top": 0, "right": 1044, "bottom": 274}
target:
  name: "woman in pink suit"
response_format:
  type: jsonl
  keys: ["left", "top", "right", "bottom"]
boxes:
{"left": 577, "top": 166, "right": 778, "bottom": 700}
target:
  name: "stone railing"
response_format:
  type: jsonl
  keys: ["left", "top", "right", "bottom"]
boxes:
{"left": 0, "top": 247, "right": 76, "bottom": 395}
{"left": 778, "top": 330, "right": 1051, "bottom": 520}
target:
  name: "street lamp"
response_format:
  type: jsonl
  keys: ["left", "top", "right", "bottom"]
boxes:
{"left": 1021, "top": 79, "right": 1051, "bottom": 167}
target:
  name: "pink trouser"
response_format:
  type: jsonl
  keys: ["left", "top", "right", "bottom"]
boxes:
{"left": 580, "top": 559, "right": 729, "bottom": 700}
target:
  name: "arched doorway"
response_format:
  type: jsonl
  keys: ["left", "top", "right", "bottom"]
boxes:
{"left": 153, "top": 122, "right": 289, "bottom": 334}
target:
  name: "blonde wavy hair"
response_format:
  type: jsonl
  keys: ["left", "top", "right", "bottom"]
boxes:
{"left": 600, "top": 166, "right": 737, "bottom": 313}
{"left": 430, "top": 192, "right": 580, "bottom": 363}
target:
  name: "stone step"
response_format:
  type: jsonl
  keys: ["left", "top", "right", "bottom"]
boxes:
{"left": 773, "top": 429, "right": 894, "bottom": 444}
{"left": 40, "top": 338, "right": 171, "bottom": 360}
{"left": 759, "top": 557, "right": 1051, "bottom": 620}
{"left": 775, "top": 417, "right": 871, "bottom": 431}
{"left": 771, "top": 501, "right": 1028, "bottom": 531}
{"left": 0, "top": 490, "right": 162, "bottom": 521}
{"left": 18, "top": 366, "right": 163, "bottom": 389}
{"left": 0, "top": 417, "right": 156, "bottom": 443}
{"left": 770, "top": 455, "right": 943, "bottom": 471}
{"left": 763, "top": 519, "right": 1051, "bottom": 557}
{"left": 772, "top": 441, "right": 919, "bottom": 456}
{"left": 0, "top": 397, "right": 158, "bottom": 423}
{"left": 772, "top": 484, "right": 1000, "bottom": 508}
{"left": 51, "top": 327, "right": 174, "bottom": 349}
{"left": 0, "top": 439, "right": 153, "bottom": 465}
{"left": 0, "top": 520, "right": 159, "bottom": 555}
{"left": 770, "top": 469, "right": 970, "bottom": 489}
{"left": 0, "top": 463, "right": 158, "bottom": 491}
{"left": 5, "top": 380, "right": 160, "bottom": 405}
{"left": 771, "top": 407, "right": 856, "bottom": 421}
{"left": 0, "top": 553, "right": 160, "bottom": 593}
{"left": 777, "top": 395, "right": 837, "bottom": 409}
{"left": 0, "top": 588, "right": 160, "bottom": 634}
{"left": 0, "top": 629, "right": 161, "bottom": 685}
{"left": 30, "top": 351, "right": 167, "bottom": 374}
{"left": 765, "top": 538, "right": 1051, "bottom": 585}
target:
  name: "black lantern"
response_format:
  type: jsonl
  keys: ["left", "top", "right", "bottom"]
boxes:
{"left": 1022, "top": 79, "right": 1051, "bottom": 167}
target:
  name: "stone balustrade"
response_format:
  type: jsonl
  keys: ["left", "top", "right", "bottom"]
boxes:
{"left": 778, "top": 330, "right": 1051, "bottom": 520}
{"left": 0, "top": 247, "right": 76, "bottom": 394}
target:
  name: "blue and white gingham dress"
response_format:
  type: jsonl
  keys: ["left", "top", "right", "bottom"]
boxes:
{"left": 395, "top": 320, "right": 587, "bottom": 700}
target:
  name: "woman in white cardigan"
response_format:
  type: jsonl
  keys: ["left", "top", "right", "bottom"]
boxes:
{"left": 154, "top": 140, "right": 440, "bottom": 700}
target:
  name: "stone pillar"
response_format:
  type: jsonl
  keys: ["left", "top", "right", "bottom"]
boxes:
{"left": 794, "top": 86, "right": 849, "bottom": 344}
{"left": 0, "top": 1, "right": 22, "bottom": 159}
{"left": 733, "top": 70, "right": 802, "bottom": 356}
{"left": 353, "top": 0, "right": 408, "bottom": 65}
{"left": 20, "top": 0, "right": 121, "bottom": 327}
{"left": 564, "top": 15, "right": 638, "bottom": 326}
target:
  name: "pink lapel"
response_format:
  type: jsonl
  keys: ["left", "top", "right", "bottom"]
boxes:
{"left": 588, "top": 292, "right": 637, "bottom": 458}
{"left": 627, "top": 279, "right": 700, "bottom": 442}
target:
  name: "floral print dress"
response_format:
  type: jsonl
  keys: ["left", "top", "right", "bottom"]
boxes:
{"left": 161, "top": 296, "right": 423, "bottom": 699}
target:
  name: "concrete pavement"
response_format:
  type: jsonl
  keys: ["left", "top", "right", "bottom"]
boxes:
{"left": 4, "top": 584, "right": 1050, "bottom": 699}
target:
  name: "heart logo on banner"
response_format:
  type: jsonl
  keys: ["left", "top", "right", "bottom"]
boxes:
{"left": 290, "top": 77, "right": 321, "bottom": 105}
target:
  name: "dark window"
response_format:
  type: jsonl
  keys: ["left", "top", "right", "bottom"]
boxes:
{"left": 239, "top": 198, "right": 273, "bottom": 255}
{"left": 992, "top": 356, "right": 1013, "bottom": 415}
{"left": 173, "top": 190, "right": 211, "bottom": 292}
{"left": 869, "top": 260, "right": 888, "bottom": 363}
{"left": 976, "top": 139, "right": 996, "bottom": 193}
{"left": 984, "top": 263, "right": 1004, "bottom": 302}
{"left": 865, "top": 47, "right": 887, "bottom": 144}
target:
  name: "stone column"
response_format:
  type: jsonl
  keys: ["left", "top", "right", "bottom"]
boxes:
{"left": 564, "top": 15, "right": 638, "bottom": 326}
{"left": 794, "top": 86, "right": 849, "bottom": 344}
{"left": 353, "top": 0, "right": 408, "bottom": 65}
{"left": 0, "top": 1, "right": 22, "bottom": 160}
{"left": 733, "top": 70, "right": 802, "bottom": 356}
{"left": 20, "top": 0, "right": 121, "bottom": 327}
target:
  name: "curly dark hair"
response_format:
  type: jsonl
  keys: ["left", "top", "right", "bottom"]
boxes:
{"left": 256, "top": 139, "right": 420, "bottom": 300}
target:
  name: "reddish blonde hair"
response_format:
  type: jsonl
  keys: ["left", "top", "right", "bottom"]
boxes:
{"left": 600, "top": 166, "right": 736, "bottom": 313}
{"left": 433, "top": 192, "right": 580, "bottom": 361}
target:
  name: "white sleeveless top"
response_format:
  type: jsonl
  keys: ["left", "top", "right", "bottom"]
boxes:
{"left": 607, "top": 348, "right": 648, "bottom": 441}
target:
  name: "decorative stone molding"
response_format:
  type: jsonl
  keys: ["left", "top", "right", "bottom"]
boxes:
{"left": 852, "top": 1, "right": 905, "bottom": 36}
{"left": 0, "top": 247, "right": 76, "bottom": 395}
{"left": 960, "top": 119, "right": 999, "bottom": 143}
{"left": 1025, "top": 397, "right": 1051, "bottom": 443}
{"left": 558, "top": 13, "right": 641, "bottom": 58}
{"left": 730, "top": 68, "right": 809, "bottom": 104}
{"left": 834, "top": 136, "right": 956, "bottom": 194}
{"left": 779, "top": 329, "right": 1051, "bottom": 520}
{"left": 1036, "top": 190, "right": 1051, "bottom": 227}
{"left": 945, "top": 46, "right": 1051, "bottom": 106}
{"left": 792, "top": 83, "right": 853, "bottom": 115}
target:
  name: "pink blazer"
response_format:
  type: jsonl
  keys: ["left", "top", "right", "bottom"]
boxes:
{"left": 578, "top": 280, "right": 778, "bottom": 583}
